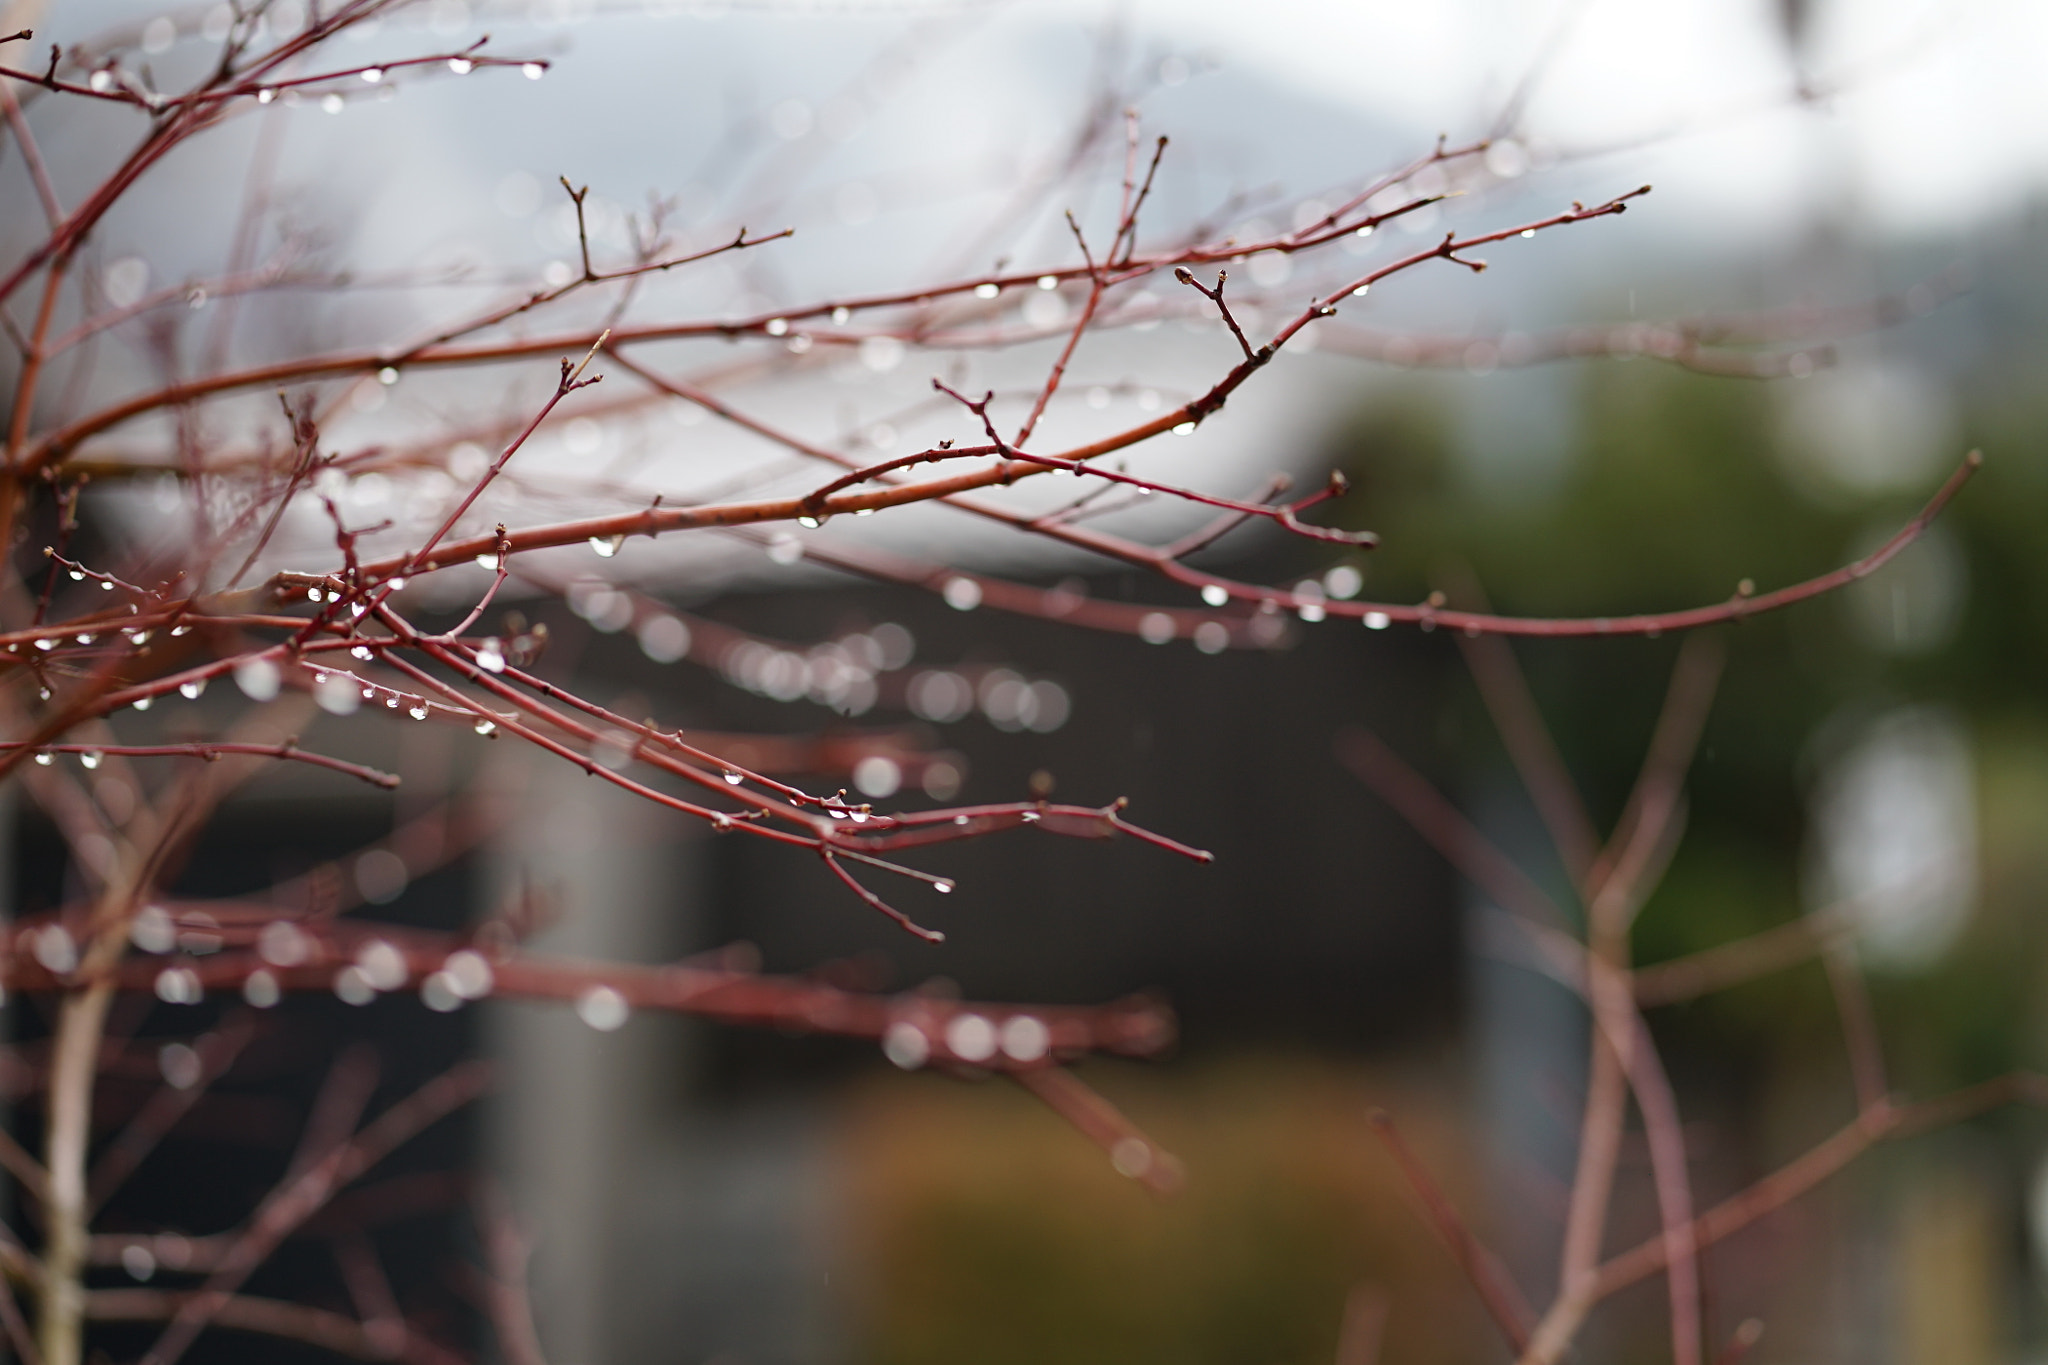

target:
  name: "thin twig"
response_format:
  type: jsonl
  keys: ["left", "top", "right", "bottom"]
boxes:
{"left": 473, "top": 1185, "right": 550, "bottom": 1365}
{"left": 1009, "top": 1066, "right": 1183, "bottom": 1195}
{"left": 1446, "top": 585, "right": 1600, "bottom": 889}
{"left": 1334, "top": 726, "right": 1570, "bottom": 928}
{"left": 88, "top": 1015, "right": 256, "bottom": 1212}
{"left": 1366, "top": 1109, "right": 1534, "bottom": 1354}
{"left": 1820, "top": 942, "right": 1888, "bottom": 1116}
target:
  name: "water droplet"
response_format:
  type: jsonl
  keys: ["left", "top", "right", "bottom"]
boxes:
{"left": 576, "top": 985, "right": 629, "bottom": 1031}
{"left": 521, "top": 62, "right": 544, "bottom": 79}
{"left": 159, "top": 1042, "right": 202, "bottom": 1088}
{"left": 1520, "top": 228, "right": 1536, "bottom": 239}
{"left": 1297, "top": 602, "right": 1326, "bottom": 623}
{"left": 942, "top": 578, "right": 981, "bottom": 611}
{"left": 1351, "top": 283, "right": 1371, "bottom": 297}
{"left": 355, "top": 939, "right": 408, "bottom": 992}
{"left": 33, "top": 638, "right": 53, "bottom": 651}
{"left": 243, "top": 969, "right": 281, "bottom": 1008}
{"left": 765, "top": 318, "right": 790, "bottom": 337}
{"left": 474, "top": 719, "right": 497, "bottom": 736}
{"left": 79, "top": 751, "right": 102, "bottom": 770}
{"left": 257, "top": 87, "right": 275, "bottom": 103}
{"left": 954, "top": 814, "right": 970, "bottom": 825}
{"left": 1021, "top": 810, "right": 1040, "bottom": 823}
{"left": 1355, "top": 225, "right": 1374, "bottom": 238}
{"left": 974, "top": 282, "right": 1000, "bottom": 299}
{"left": 447, "top": 57, "right": 473, "bottom": 74}
{"left": 100, "top": 580, "right": 115, "bottom": 590}
{"left": 170, "top": 626, "right": 190, "bottom": 637}
{"left": 314, "top": 673, "right": 360, "bottom": 715}
{"left": 882, "top": 1021, "right": 929, "bottom": 1069}
{"left": 307, "top": 587, "right": 325, "bottom": 602}
{"left": 723, "top": 769, "right": 743, "bottom": 785}
{"left": 443, "top": 949, "right": 494, "bottom": 999}
{"left": 1172, "top": 422, "right": 1196, "bottom": 436}
{"left": 1138, "top": 612, "right": 1176, "bottom": 644}
{"left": 854, "top": 755, "right": 902, "bottom": 799}
{"left": 154, "top": 967, "right": 201, "bottom": 1005}
{"left": 589, "top": 535, "right": 623, "bottom": 558}
{"left": 1000, "top": 1015, "right": 1050, "bottom": 1062}
{"left": 797, "top": 515, "right": 821, "bottom": 530}
{"left": 234, "top": 658, "right": 281, "bottom": 701}
{"left": 131, "top": 905, "right": 176, "bottom": 953}
{"left": 67, "top": 569, "right": 84, "bottom": 581}
{"left": 476, "top": 640, "right": 506, "bottom": 673}
{"left": 122, "top": 1244, "right": 157, "bottom": 1281}
{"left": 33, "top": 753, "right": 52, "bottom": 766}
{"left": 387, "top": 576, "right": 407, "bottom": 592}
{"left": 333, "top": 966, "right": 376, "bottom": 1006}
{"left": 321, "top": 92, "right": 344, "bottom": 114}
{"left": 475, "top": 553, "right": 500, "bottom": 570}
{"left": 831, "top": 306, "right": 850, "bottom": 324}
{"left": 34, "top": 925, "right": 77, "bottom": 973}
{"left": 361, "top": 67, "right": 384, "bottom": 82}
{"left": 1363, "top": 611, "right": 1391, "bottom": 630}
{"left": 945, "top": 1013, "right": 997, "bottom": 1062}
{"left": 1200, "top": 585, "right": 1229, "bottom": 607}
{"left": 637, "top": 615, "right": 691, "bottom": 663}
{"left": 1036, "top": 275, "right": 1058, "bottom": 290}
{"left": 351, "top": 646, "right": 373, "bottom": 660}
{"left": 934, "top": 880, "right": 954, "bottom": 895}
{"left": 1111, "top": 1137, "right": 1153, "bottom": 1179}
{"left": 409, "top": 705, "right": 429, "bottom": 720}
{"left": 421, "top": 972, "right": 463, "bottom": 1012}
{"left": 259, "top": 920, "right": 311, "bottom": 967}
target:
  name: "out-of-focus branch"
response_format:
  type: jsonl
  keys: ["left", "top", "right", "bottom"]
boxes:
{"left": 86, "top": 1016, "right": 255, "bottom": 1213}
{"left": 1367, "top": 1109, "right": 1534, "bottom": 1354}
{"left": 1589, "top": 1073, "right": 2048, "bottom": 1302}
{"left": 473, "top": 1186, "right": 551, "bottom": 1365}
{"left": 86, "top": 1289, "right": 465, "bottom": 1365}
{"left": 1011, "top": 1065, "right": 1183, "bottom": 1196}
{"left": 134, "top": 1059, "right": 490, "bottom": 1365}
{"left": 1334, "top": 726, "right": 1570, "bottom": 929}
{"left": 7, "top": 928, "right": 1177, "bottom": 1066}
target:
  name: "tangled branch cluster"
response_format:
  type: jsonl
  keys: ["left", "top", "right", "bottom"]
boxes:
{"left": 0, "top": 4, "right": 2002, "bottom": 1363}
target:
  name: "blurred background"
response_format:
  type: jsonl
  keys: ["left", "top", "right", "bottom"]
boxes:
{"left": 7, "top": 0, "right": 2048, "bottom": 1361}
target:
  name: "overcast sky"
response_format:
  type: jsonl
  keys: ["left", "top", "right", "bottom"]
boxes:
{"left": 1040, "top": 0, "right": 2048, "bottom": 239}
{"left": 32, "top": 0, "right": 2037, "bottom": 583}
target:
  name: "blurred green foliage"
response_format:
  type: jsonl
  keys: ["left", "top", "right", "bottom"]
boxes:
{"left": 1327, "top": 353, "right": 2048, "bottom": 1104}
{"left": 843, "top": 350, "right": 2048, "bottom": 1365}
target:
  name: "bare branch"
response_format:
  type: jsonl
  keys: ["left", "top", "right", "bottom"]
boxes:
{"left": 1367, "top": 1108, "right": 1534, "bottom": 1354}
